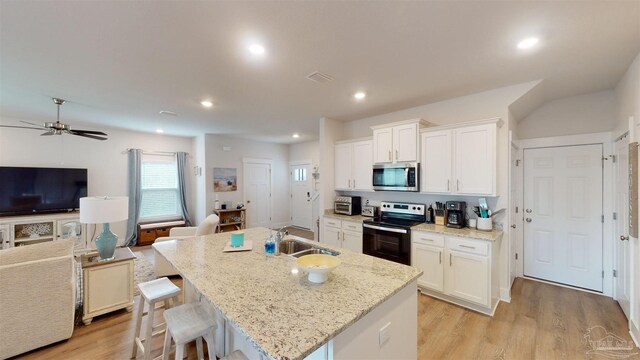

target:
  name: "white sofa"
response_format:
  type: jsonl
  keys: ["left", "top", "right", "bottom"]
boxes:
{"left": 152, "top": 214, "right": 219, "bottom": 277}
{"left": 0, "top": 238, "right": 76, "bottom": 359}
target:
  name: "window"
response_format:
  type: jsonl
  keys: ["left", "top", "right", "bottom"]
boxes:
{"left": 293, "top": 168, "right": 307, "bottom": 182}
{"left": 139, "top": 154, "right": 180, "bottom": 221}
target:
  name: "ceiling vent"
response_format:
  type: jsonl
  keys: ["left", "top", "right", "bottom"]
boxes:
{"left": 306, "top": 71, "right": 334, "bottom": 84}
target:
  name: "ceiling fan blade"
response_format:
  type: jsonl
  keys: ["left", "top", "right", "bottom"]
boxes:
{"left": 20, "top": 120, "right": 45, "bottom": 128}
{"left": 70, "top": 129, "right": 108, "bottom": 136}
{"left": 0, "top": 125, "right": 48, "bottom": 131}
{"left": 40, "top": 131, "right": 55, "bottom": 136}
{"left": 69, "top": 131, "right": 108, "bottom": 141}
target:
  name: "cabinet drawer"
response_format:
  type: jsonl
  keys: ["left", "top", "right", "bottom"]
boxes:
{"left": 323, "top": 217, "right": 341, "bottom": 229}
{"left": 341, "top": 221, "right": 362, "bottom": 233}
{"left": 138, "top": 229, "right": 157, "bottom": 245}
{"left": 155, "top": 228, "right": 170, "bottom": 237}
{"left": 412, "top": 231, "right": 444, "bottom": 247}
{"left": 446, "top": 236, "right": 488, "bottom": 256}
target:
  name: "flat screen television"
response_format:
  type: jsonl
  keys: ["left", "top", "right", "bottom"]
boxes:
{"left": 0, "top": 167, "right": 88, "bottom": 216}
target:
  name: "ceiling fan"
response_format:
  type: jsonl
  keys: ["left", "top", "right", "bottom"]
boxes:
{"left": 0, "top": 98, "right": 108, "bottom": 141}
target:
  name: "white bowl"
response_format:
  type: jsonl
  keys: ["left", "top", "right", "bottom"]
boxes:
{"left": 296, "top": 254, "right": 341, "bottom": 284}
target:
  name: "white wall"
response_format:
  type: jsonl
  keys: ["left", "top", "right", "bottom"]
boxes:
{"left": 517, "top": 90, "right": 617, "bottom": 139}
{"left": 614, "top": 51, "right": 640, "bottom": 344}
{"left": 0, "top": 117, "right": 195, "bottom": 244}
{"left": 203, "top": 134, "right": 290, "bottom": 228}
{"left": 289, "top": 140, "right": 319, "bottom": 165}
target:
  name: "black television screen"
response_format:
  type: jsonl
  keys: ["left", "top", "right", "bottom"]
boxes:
{"left": 0, "top": 167, "right": 87, "bottom": 216}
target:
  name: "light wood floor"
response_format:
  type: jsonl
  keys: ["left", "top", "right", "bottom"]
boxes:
{"left": 15, "top": 277, "right": 638, "bottom": 359}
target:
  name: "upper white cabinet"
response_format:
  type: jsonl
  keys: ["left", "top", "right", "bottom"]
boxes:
{"left": 421, "top": 120, "right": 499, "bottom": 196}
{"left": 334, "top": 139, "right": 373, "bottom": 191}
{"left": 372, "top": 119, "right": 427, "bottom": 164}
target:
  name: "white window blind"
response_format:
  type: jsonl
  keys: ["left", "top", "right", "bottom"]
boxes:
{"left": 139, "top": 154, "right": 180, "bottom": 221}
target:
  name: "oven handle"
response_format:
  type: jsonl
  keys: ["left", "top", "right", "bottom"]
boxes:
{"left": 363, "top": 224, "right": 408, "bottom": 234}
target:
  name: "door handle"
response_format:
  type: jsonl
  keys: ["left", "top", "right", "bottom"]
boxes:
{"left": 620, "top": 235, "right": 630, "bottom": 241}
{"left": 388, "top": 151, "right": 391, "bottom": 161}
{"left": 511, "top": 224, "right": 516, "bottom": 229}
{"left": 449, "top": 253, "right": 452, "bottom": 266}
{"left": 439, "top": 251, "right": 442, "bottom": 264}
{"left": 395, "top": 150, "right": 399, "bottom": 160}
{"left": 348, "top": 179, "right": 351, "bottom": 188}
{"left": 526, "top": 218, "right": 532, "bottom": 222}
{"left": 525, "top": 209, "right": 532, "bottom": 213}
{"left": 353, "top": 179, "right": 356, "bottom": 188}
{"left": 456, "top": 179, "right": 460, "bottom": 191}
{"left": 447, "top": 179, "right": 450, "bottom": 191}
{"left": 247, "top": 200, "right": 251, "bottom": 204}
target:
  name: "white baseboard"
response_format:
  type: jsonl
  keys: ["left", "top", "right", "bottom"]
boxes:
{"left": 631, "top": 320, "right": 640, "bottom": 348}
{"left": 500, "top": 287, "right": 511, "bottom": 303}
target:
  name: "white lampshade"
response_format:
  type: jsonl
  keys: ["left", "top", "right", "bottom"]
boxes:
{"left": 80, "top": 196, "right": 129, "bottom": 224}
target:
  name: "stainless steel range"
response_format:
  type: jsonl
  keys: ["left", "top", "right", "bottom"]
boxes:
{"left": 362, "top": 201, "right": 426, "bottom": 265}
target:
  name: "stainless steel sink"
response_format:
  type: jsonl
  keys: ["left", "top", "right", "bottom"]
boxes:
{"left": 291, "top": 248, "right": 340, "bottom": 258}
{"left": 277, "top": 238, "right": 340, "bottom": 257}
{"left": 278, "top": 239, "right": 313, "bottom": 255}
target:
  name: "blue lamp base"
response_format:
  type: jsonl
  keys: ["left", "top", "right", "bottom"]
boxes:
{"left": 95, "top": 223, "right": 118, "bottom": 260}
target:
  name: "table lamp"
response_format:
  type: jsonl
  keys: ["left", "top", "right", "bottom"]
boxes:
{"left": 80, "top": 196, "right": 129, "bottom": 260}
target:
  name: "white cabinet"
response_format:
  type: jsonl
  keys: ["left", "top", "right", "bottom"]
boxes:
{"left": 454, "top": 124, "right": 496, "bottom": 195}
{"left": 421, "top": 130, "right": 453, "bottom": 193}
{"left": 421, "top": 120, "right": 498, "bottom": 196}
{"left": 445, "top": 249, "right": 489, "bottom": 306}
{"left": 372, "top": 120, "right": 426, "bottom": 164}
{"left": 0, "top": 213, "right": 88, "bottom": 253}
{"left": 411, "top": 230, "right": 500, "bottom": 315}
{"left": 322, "top": 217, "right": 362, "bottom": 253}
{"left": 412, "top": 243, "right": 444, "bottom": 292}
{"left": 334, "top": 140, "right": 372, "bottom": 191}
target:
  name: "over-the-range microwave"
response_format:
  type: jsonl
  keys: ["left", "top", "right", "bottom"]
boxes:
{"left": 372, "top": 162, "right": 420, "bottom": 192}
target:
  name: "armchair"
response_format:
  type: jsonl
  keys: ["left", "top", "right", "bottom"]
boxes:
{"left": 152, "top": 214, "right": 219, "bottom": 277}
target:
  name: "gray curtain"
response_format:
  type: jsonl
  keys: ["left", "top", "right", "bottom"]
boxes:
{"left": 176, "top": 152, "right": 193, "bottom": 226}
{"left": 124, "top": 149, "right": 142, "bottom": 246}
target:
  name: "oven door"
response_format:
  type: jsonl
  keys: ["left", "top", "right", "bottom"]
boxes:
{"left": 334, "top": 202, "right": 352, "bottom": 215}
{"left": 372, "top": 163, "right": 419, "bottom": 191}
{"left": 362, "top": 223, "right": 410, "bottom": 265}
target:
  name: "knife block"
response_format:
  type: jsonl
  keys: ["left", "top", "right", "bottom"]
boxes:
{"left": 434, "top": 210, "right": 445, "bottom": 226}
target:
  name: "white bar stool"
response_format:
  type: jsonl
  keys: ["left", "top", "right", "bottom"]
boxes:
{"left": 132, "top": 277, "right": 181, "bottom": 360}
{"left": 162, "top": 302, "right": 248, "bottom": 360}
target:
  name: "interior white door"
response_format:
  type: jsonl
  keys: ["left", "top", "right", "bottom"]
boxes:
{"left": 334, "top": 143, "right": 352, "bottom": 190}
{"left": 373, "top": 128, "right": 393, "bottom": 164}
{"left": 421, "top": 130, "right": 452, "bottom": 193}
{"left": 454, "top": 124, "right": 496, "bottom": 195}
{"left": 351, "top": 140, "right": 373, "bottom": 191}
{"left": 244, "top": 162, "right": 272, "bottom": 228}
{"left": 523, "top": 145, "right": 603, "bottom": 291}
{"left": 290, "top": 164, "right": 312, "bottom": 230}
{"left": 393, "top": 124, "right": 418, "bottom": 162}
{"left": 614, "top": 137, "right": 630, "bottom": 318}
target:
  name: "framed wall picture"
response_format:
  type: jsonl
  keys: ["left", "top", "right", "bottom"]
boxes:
{"left": 213, "top": 167, "right": 237, "bottom": 192}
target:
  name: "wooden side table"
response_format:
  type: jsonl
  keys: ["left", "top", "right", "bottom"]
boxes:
{"left": 213, "top": 208, "right": 246, "bottom": 233}
{"left": 81, "top": 247, "right": 135, "bottom": 325}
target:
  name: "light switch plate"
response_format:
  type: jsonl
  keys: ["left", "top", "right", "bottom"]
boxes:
{"left": 379, "top": 321, "right": 391, "bottom": 347}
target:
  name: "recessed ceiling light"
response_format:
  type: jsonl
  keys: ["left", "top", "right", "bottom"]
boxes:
{"left": 200, "top": 100, "right": 213, "bottom": 108}
{"left": 248, "top": 44, "right": 266, "bottom": 55}
{"left": 292, "top": 133, "right": 300, "bottom": 138}
{"left": 354, "top": 91, "right": 366, "bottom": 100}
{"left": 156, "top": 129, "right": 164, "bottom": 134}
{"left": 517, "top": 37, "right": 539, "bottom": 49}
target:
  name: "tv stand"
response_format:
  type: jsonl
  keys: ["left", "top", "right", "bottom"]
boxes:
{"left": 0, "top": 212, "right": 90, "bottom": 254}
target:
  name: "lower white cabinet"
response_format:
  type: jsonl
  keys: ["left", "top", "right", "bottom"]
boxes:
{"left": 322, "top": 217, "right": 363, "bottom": 254}
{"left": 411, "top": 230, "right": 500, "bottom": 315}
{"left": 0, "top": 213, "right": 88, "bottom": 254}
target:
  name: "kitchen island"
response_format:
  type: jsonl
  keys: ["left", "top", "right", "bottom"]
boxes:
{"left": 152, "top": 227, "right": 421, "bottom": 360}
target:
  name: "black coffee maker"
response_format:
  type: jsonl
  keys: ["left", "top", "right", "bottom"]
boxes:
{"left": 445, "top": 201, "right": 466, "bottom": 229}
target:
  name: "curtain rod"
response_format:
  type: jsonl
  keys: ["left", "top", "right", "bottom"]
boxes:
{"left": 121, "top": 148, "right": 189, "bottom": 156}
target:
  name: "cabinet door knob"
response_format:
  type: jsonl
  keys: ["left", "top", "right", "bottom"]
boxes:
{"left": 526, "top": 218, "right": 532, "bottom": 222}
{"left": 620, "top": 235, "right": 629, "bottom": 241}
{"left": 511, "top": 224, "right": 516, "bottom": 229}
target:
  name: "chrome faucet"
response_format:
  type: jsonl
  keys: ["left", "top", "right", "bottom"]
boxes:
{"left": 273, "top": 226, "right": 289, "bottom": 255}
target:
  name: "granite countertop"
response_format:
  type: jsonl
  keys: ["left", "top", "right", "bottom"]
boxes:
{"left": 322, "top": 210, "right": 369, "bottom": 223}
{"left": 153, "top": 227, "right": 422, "bottom": 360}
{"left": 411, "top": 223, "right": 503, "bottom": 241}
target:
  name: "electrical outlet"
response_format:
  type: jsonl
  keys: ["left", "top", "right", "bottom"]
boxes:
{"left": 379, "top": 322, "right": 391, "bottom": 347}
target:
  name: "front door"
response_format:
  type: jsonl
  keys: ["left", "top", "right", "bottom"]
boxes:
{"left": 523, "top": 145, "right": 603, "bottom": 291}
{"left": 614, "top": 137, "right": 631, "bottom": 318}
{"left": 510, "top": 143, "right": 520, "bottom": 286}
{"left": 290, "top": 164, "right": 312, "bottom": 229}
{"left": 243, "top": 161, "right": 271, "bottom": 228}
